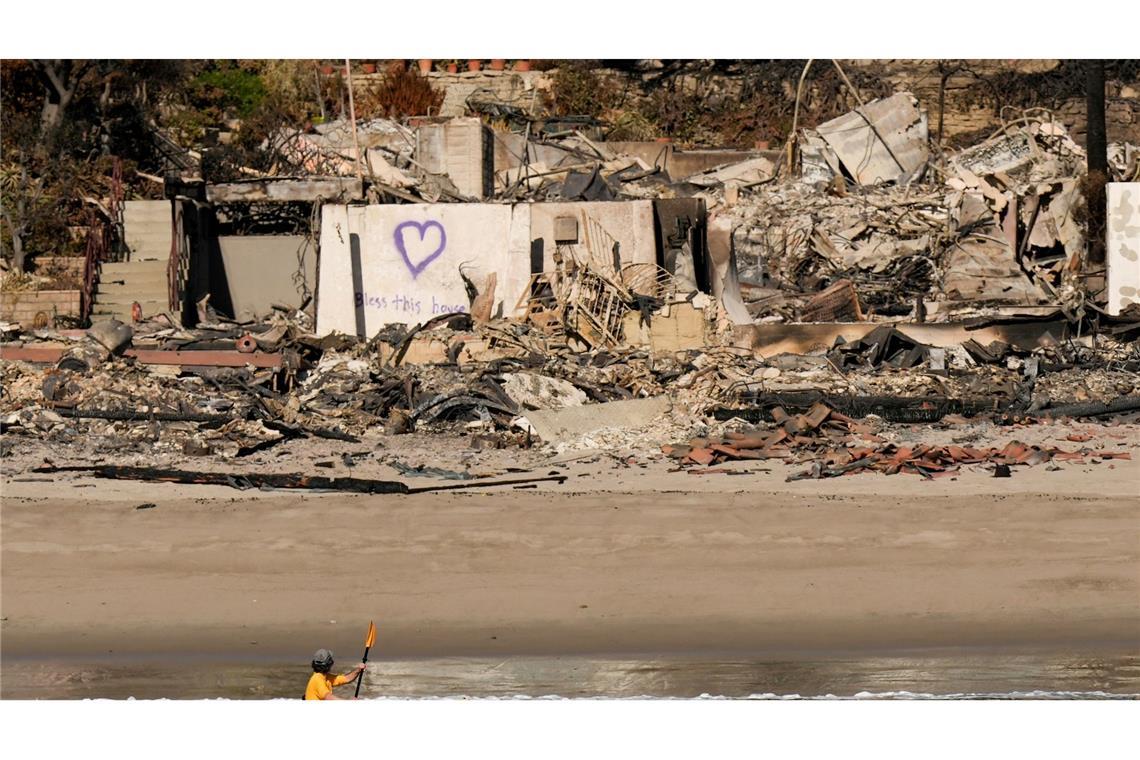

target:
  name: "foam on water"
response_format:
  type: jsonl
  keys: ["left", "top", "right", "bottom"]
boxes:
{"left": 228, "top": 690, "right": 1138, "bottom": 702}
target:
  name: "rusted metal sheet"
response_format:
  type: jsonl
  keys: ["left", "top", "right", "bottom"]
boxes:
{"left": 205, "top": 177, "right": 364, "bottom": 203}
{"left": 0, "top": 346, "right": 66, "bottom": 363}
{"left": 0, "top": 345, "right": 286, "bottom": 368}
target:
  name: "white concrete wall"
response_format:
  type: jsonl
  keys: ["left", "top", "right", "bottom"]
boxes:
{"left": 316, "top": 203, "right": 531, "bottom": 336}
{"left": 1107, "top": 182, "right": 1140, "bottom": 316}
{"left": 528, "top": 201, "right": 656, "bottom": 275}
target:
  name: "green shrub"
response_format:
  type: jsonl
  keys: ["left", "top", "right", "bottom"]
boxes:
{"left": 188, "top": 63, "right": 267, "bottom": 120}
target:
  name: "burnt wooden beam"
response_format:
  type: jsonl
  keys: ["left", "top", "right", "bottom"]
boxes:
{"left": 31, "top": 465, "right": 569, "bottom": 494}
{"left": 205, "top": 177, "right": 364, "bottom": 203}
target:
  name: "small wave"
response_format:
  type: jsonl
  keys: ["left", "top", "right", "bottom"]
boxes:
{"left": 727, "top": 690, "right": 1138, "bottom": 700}
{"left": 244, "top": 690, "right": 1138, "bottom": 702}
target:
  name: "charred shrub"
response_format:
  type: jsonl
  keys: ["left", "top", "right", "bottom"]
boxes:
{"left": 358, "top": 67, "right": 443, "bottom": 119}
{"left": 549, "top": 62, "right": 619, "bottom": 118}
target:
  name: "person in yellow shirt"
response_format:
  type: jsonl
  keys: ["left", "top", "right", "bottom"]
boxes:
{"left": 304, "top": 648, "right": 366, "bottom": 700}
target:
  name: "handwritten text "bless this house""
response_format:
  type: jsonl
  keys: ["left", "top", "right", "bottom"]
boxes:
{"left": 354, "top": 291, "right": 467, "bottom": 315}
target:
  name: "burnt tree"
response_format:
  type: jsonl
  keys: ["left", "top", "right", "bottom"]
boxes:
{"left": 1085, "top": 59, "right": 1108, "bottom": 265}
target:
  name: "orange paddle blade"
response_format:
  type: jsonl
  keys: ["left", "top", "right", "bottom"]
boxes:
{"left": 364, "top": 620, "right": 376, "bottom": 648}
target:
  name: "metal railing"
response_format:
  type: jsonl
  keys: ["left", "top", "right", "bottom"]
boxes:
{"left": 79, "top": 158, "right": 126, "bottom": 323}
{"left": 79, "top": 210, "right": 110, "bottom": 324}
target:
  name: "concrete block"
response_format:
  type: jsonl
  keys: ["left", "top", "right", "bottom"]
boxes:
{"left": 524, "top": 396, "right": 671, "bottom": 444}
{"left": 416, "top": 118, "right": 493, "bottom": 198}
{"left": 648, "top": 302, "right": 706, "bottom": 351}
{"left": 622, "top": 302, "right": 707, "bottom": 352}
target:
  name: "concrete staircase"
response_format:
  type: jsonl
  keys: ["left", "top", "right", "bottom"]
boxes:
{"left": 92, "top": 201, "right": 171, "bottom": 322}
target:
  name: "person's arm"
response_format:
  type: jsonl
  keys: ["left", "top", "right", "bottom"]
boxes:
{"left": 332, "top": 664, "right": 367, "bottom": 688}
{"left": 346, "top": 663, "right": 366, "bottom": 683}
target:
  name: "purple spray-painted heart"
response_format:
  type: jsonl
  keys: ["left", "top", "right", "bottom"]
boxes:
{"left": 394, "top": 220, "right": 447, "bottom": 278}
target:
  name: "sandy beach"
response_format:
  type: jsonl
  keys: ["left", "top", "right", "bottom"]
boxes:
{"left": 3, "top": 427, "right": 1138, "bottom": 680}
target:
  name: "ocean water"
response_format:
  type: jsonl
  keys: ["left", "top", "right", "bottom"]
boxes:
{"left": 3, "top": 651, "right": 1137, "bottom": 700}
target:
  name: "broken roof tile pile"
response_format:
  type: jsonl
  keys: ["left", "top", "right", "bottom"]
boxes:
{"left": 664, "top": 401, "right": 1132, "bottom": 480}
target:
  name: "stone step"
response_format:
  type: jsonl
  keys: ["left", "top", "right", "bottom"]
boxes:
{"left": 124, "top": 222, "right": 171, "bottom": 234}
{"left": 124, "top": 199, "right": 174, "bottom": 260}
{"left": 127, "top": 236, "right": 171, "bottom": 248}
{"left": 92, "top": 298, "right": 167, "bottom": 307}
{"left": 100, "top": 263, "right": 169, "bottom": 275}
{"left": 124, "top": 208, "right": 171, "bottom": 219}
{"left": 124, "top": 223, "right": 172, "bottom": 235}
{"left": 94, "top": 281, "right": 168, "bottom": 295}
{"left": 92, "top": 310, "right": 170, "bottom": 323}
{"left": 92, "top": 297, "right": 168, "bottom": 308}
{"left": 101, "top": 260, "right": 169, "bottom": 274}
{"left": 124, "top": 222, "right": 171, "bottom": 233}
{"left": 95, "top": 278, "right": 168, "bottom": 289}
{"left": 92, "top": 296, "right": 167, "bottom": 307}
{"left": 127, "top": 237, "right": 172, "bottom": 251}
{"left": 123, "top": 200, "right": 171, "bottom": 217}
{"left": 96, "top": 279, "right": 167, "bottom": 289}
{"left": 96, "top": 290, "right": 169, "bottom": 303}
{"left": 92, "top": 301, "right": 169, "bottom": 320}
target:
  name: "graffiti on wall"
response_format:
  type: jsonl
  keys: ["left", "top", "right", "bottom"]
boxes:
{"left": 352, "top": 291, "right": 467, "bottom": 315}
{"left": 394, "top": 220, "right": 447, "bottom": 278}
{"left": 350, "top": 218, "right": 467, "bottom": 321}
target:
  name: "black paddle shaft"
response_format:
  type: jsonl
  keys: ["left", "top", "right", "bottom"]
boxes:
{"left": 353, "top": 645, "right": 371, "bottom": 698}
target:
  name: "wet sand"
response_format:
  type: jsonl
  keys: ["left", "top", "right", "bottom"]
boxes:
{"left": 3, "top": 450, "right": 1138, "bottom": 697}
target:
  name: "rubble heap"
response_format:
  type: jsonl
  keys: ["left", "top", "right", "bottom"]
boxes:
{"left": 664, "top": 402, "right": 1132, "bottom": 480}
{"left": 725, "top": 112, "right": 1107, "bottom": 323}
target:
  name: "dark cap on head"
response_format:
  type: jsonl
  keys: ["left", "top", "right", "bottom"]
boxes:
{"left": 312, "top": 648, "right": 334, "bottom": 672}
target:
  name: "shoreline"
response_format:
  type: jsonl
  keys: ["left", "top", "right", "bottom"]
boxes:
{"left": 4, "top": 624, "right": 1138, "bottom": 662}
{"left": 4, "top": 454, "right": 1138, "bottom": 667}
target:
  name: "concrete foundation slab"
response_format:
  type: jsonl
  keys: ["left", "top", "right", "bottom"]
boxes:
{"left": 524, "top": 396, "right": 672, "bottom": 444}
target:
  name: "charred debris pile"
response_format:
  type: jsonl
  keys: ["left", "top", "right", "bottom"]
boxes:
{"left": 2, "top": 291, "right": 1137, "bottom": 480}
{"left": 3, "top": 92, "right": 1140, "bottom": 484}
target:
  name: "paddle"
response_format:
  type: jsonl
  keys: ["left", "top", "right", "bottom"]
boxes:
{"left": 353, "top": 620, "right": 377, "bottom": 698}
